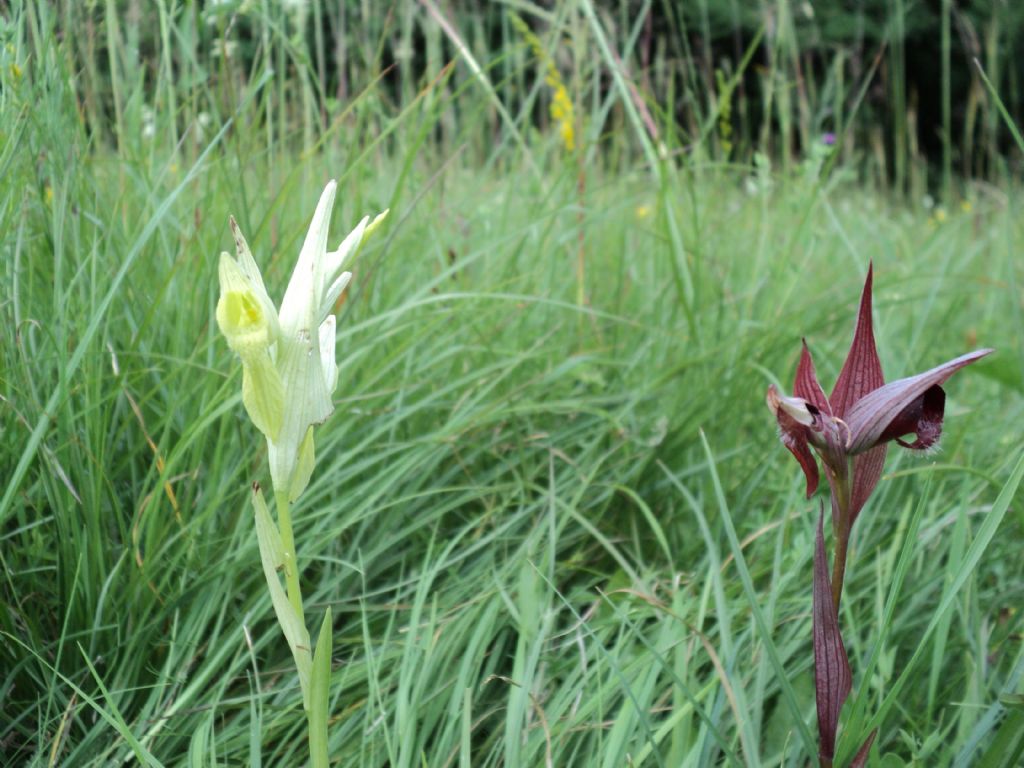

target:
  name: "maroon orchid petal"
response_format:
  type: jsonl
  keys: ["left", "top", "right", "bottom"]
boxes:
{"left": 850, "top": 729, "right": 878, "bottom": 768}
{"left": 813, "top": 509, "right": 851, "bottom": 763}
{"left": 767, "top": 385, "right": 820, "bottom": 497}
{"left": 830, "top": 263, "right": 885, "bottom": 418}
{"left": 849, "top": 444, "right": 888, "bottom": 523}
{"left": 795, "top": 340, "right": 832, "bottom": 415}
{"left": 845, "top": 349, "right": 993, "bottom": 454}
{"left": 881, "top": 385, "right": 945, "bottom": 449}
{"left": 781, "top": 423, "right": 820, "bottom": 498}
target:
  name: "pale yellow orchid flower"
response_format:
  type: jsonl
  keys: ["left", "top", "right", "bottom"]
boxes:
{"left": 216, "top": 180, "right": 388, "bottom": 501}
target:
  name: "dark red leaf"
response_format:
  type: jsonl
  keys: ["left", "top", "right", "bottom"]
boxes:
{"left": 813, "top": 510, "right": 851, "bottom": 762}
{"left": 795, "top": 340, "right": 832, "bottom": 415}
{"left": 850, "top": 728, "right": 878, "bottom": 768}
{"left": 845, "top": 349, "right": 992, "bottom": 454}
{"left": 830, "top": 264, "right": 885, "bottom": 418}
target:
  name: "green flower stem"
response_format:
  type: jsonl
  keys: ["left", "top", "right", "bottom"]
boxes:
{"left": 274, "top": 489, "right": 305, "bottom": 626}
{"left": 273, "top": 489, "right": 328, "bottom": 768}
{"left": 829, "top": 461, "right": 853, "bottom": 614}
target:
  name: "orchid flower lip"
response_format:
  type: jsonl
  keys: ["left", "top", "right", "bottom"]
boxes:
{"left": 779, "top": 395, "right": 815, "bottom": 426}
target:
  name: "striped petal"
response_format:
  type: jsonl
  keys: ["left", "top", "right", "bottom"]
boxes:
{"left": 846, "top": 350, "right": 992, "bottom": 454}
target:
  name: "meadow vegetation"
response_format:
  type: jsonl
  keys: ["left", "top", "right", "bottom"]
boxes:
{"left": 1, "top": 1, "right": 1023, "bottom": 765}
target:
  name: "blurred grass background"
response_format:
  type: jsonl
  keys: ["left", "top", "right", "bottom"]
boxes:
{"left": 1, "top": 0, "right": 1023, "bottom": 765}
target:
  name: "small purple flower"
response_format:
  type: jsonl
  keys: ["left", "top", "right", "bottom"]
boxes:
{"left": 822, "top": 132, "right": 836, "bottom": 146}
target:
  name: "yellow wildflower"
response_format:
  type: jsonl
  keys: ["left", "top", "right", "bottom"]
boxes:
{"left": 510, "top": 13, "right": 575, "bottom": 154}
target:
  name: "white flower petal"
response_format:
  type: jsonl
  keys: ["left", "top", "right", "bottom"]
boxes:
{"left": 777, "top": 393, "right": 815, "bottom": 426}
{"left": 228, "top": 219, "right": 279, "bottom": 340}
{"left": 323, "top": 215, "right": 368, "bottom": 284}
{"left": 279, "top": 181, "right": 337, "bottom": 338}
{"left": 319, "top": 271, "right": 352, "bottom": 325}
{"left": 318, "top": 316, "right": 338, "bottom": 394}
{"left": 268, "top": 330, "right": 333, "bottom": 493}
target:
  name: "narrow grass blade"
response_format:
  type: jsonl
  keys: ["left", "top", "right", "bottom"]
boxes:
{"left": 863, "top": 448, "right": 1024, "bottom": 739}
{"left": 0, "top": 77, "right": 269, "bottom": 526}
{"left": 693, "top": 432, "right": 819, "bottom": 760}
{"left": 309, "top": 607, "right": 333, "bottom": 768}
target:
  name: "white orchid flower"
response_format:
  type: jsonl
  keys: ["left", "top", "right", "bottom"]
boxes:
{"left": 216, "top": 180, "right": 388, "bottom": 500}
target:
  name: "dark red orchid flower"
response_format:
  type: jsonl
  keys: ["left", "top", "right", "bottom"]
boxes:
{"left": 766, "top": 265, "right": 990, "bottom": 766}
{"left": 766, "top": 265, "right": 992, "bottom": 522}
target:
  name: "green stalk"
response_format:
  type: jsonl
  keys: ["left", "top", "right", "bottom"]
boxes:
{"left": 274, "top": 490, "right": 306, "bottom": 625}
{"left": 274, "top": 489, "right": 324, "bottom": 767}
{"left": 309, "top": 705, "right": 328, "bottom": 768}
{"left": 829, "top": 461, "right": 853, "bottom": 614}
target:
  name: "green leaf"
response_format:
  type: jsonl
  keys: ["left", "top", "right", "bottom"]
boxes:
{"left": 973, "top": 710, "right": 1024, "bottom": 768}
{"left": 289, "top": 426, "right": 316, "bottom": 502}
{"left": 253, "top": 487, "right": 312, "bottom": 709}
{"left": 309, "top": 607, "right": 334, "bottom": 768}
{"left": 253, "top": 486, "right": 286, "bottom": 568}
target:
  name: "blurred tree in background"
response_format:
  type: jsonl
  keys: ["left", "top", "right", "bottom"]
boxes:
{"left": 31, "top": 0, "right": 1024, "bottom": 196}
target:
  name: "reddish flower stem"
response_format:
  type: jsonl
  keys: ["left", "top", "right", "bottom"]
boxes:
{"left": 831, "top": 523, "right": 849, "bottom": 615}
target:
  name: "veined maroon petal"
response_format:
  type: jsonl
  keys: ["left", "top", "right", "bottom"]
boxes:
{"left": 795, "top": 340, "right": 832, "bottom": 415}
{"left": 781, "top": 422, "right": 820, "bottom": 498}
{"left": 813, "top": 510, "right": 851, "bottom": 763}
{"left": 768, "top": 385, "right": 820, "bottom": 497}
{"left": 845, "top": 349, "right": 992, "bottom": 454}
{"left": 849, "top": 443, "right": 888, "bottom": 523}
{"left": 883, "top": 385, "right": 945, "bottom": 449}
{"left": 830, "top": 264, "right": 885, "bottom": 418}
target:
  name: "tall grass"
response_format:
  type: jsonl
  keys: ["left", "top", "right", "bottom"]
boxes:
{"left": 1, "top": 1, "right": 1023, "bottom": 765}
